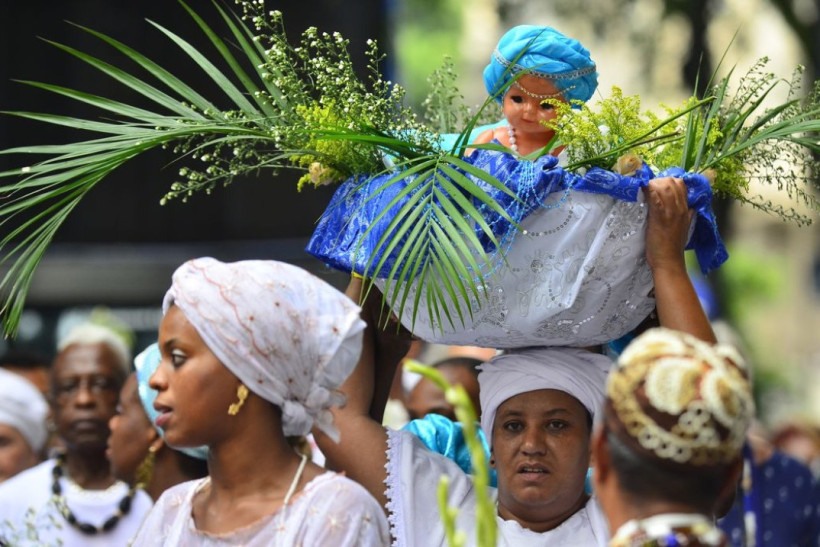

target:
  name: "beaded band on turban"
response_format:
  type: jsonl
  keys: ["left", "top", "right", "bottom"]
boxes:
{"left": 479, "top": 347, "right": 612, "bottom": 448}
{"left": 0, "top": 368, "right": 48, "bottom": 453}
{"left": 605, "top": 327, "right": 754, "bottom": 467}
{"left": 135, "top": 343, "right": 208, "bottom": 460}
{"left": 162, "top": 257, "right": 366, "bottom": 443}
{"left": 483, "top": 25, "right": 598, "bottom": 106}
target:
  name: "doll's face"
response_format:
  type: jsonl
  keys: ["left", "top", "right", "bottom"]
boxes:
{"left": 503, "top": 75, "right": 565, "bottom": 140}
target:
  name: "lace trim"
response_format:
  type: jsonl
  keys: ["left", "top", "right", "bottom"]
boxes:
{"left": 385, "top": 429, "right": 406, "bottom": 547}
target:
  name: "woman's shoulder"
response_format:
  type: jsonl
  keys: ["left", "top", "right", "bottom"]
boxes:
{"left": 151, "top": 477, "right": 206, "bottom": 509}
{"left": 301, "top": 471, "right": 381, "bottom": 505}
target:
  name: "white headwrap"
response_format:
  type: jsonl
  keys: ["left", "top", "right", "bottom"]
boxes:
{"left": 162, "top": 257, "right": 365, "bottom": 442}
{"left": 479, "top": 347, "right": 613, "bottom": 447}
{"left": 0, "top": 368, "right": 49, "bottom": 452}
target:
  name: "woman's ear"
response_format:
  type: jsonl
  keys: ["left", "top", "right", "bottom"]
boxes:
{"left": 590, "top": 426, "right": 610, "bottom": 491}
{"left": 148, "top": 433, "right": 164, "bottom": 454}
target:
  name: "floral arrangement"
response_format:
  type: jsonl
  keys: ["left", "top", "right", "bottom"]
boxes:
{"left": 546, "top": 59, "right": 819, "bottom": 225}
{"left": 0, "top": 0, "right": 818, "bottom": 337}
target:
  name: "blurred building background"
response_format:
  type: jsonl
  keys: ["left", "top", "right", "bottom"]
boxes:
{"left": 1, "top": 0, "right": 818, "bottom": 427}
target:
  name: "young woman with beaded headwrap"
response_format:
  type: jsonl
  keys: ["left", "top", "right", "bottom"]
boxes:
{"left": 129, "top": 258, "right": 389, "bottom": 546}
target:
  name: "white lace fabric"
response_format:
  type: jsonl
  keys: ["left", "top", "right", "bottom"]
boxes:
{"left": 131, "top": 472, "right": 389, "bottom": 546}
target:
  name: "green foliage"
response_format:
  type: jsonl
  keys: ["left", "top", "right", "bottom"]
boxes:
{"left": 393, "top": 0, "right": 463, "bottom": 107}
{"left": 0, "top": 0, "right": 511, "bottom": 336}
{"left": 548, "top": 86, "right": 684, "bottom": 170}
{"left": 1, "top": 0, "right": 818, "bottom": 340}
{"left": 548, "top": 58, "right": 820, "bottom": 225}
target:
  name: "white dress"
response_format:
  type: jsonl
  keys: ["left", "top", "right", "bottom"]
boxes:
{"left": 0, "top": 459, "right": 153, "bottom": 547}
{"left": 131, "top": 472, "right": 390, "bottom": 546}
{"left": 385, "top": 429, "right": 610, "bottom": 546}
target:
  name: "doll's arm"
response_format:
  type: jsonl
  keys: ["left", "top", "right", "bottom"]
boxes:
{"left": 644, "top": 177, "right": 717, "bottom": 344}
{"left": 465, "top": 128, "right": 497, "bottom": 156}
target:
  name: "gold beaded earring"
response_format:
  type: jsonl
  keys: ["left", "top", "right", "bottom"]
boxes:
{"left": 228, "top": 384, "right": 249, "bottom": 416}
{"left": 135, "top": 444, "right": 160, "bottom": 489}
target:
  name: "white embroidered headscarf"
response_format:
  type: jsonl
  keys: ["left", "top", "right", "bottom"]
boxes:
{"left": 0, "top": 368, "right": 49, "bottom": 452}
{"left": 162, "top": 257, "right": 365, "bottom": 442}
{"left": 479, "top": 347, "right": 613, "bottom": 447}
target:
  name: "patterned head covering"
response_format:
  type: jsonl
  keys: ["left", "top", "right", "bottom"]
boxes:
{"left": 0, "top": 368, "right": 49, "bottom": 452}
{"left": 483, "top": 25, "right": 598, "bottom": 105}
{"left": 162, "top": 257, "right": 366, "bottom": 442}
{"left": 479, "top": 347, "right": 612, "bottom": 447}
{"left": 605, "top": 327, "right": 754, "bottom": 467}
{"left": 134, "top": 343, "right": 208, "bottom": 460}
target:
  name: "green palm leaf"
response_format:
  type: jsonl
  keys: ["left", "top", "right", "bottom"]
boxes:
{"left": 0, "top": 0, "right": 522, "bottom": 337}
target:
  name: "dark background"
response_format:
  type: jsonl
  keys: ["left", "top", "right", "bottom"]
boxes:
{"left": 0, "top": 0, "right": 390, "bottom": 353}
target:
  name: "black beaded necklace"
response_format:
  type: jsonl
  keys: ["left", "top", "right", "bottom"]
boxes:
{"left": 51, "top": 453, "right": 137, "bottom": 535}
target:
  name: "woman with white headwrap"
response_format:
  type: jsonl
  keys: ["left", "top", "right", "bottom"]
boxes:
{"left": 315, "top": 137, "right": 716, "bottom": 545}
{"left": 130, "top": 258, "right": 390, "bottom": 546}
{"left": 0, "top": 368, "right": 49, "bottom": 483}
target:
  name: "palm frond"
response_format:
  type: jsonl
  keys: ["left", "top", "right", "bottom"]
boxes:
{"left": 0, "top": 0, "right": 520, "bottom": 337}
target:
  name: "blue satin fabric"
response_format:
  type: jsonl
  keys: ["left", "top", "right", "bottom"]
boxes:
{"left": 402, "top": 414, "right": 497, "bottom": 487}
{"left": 305, "top": 148, "right": 727, "bottom": 277}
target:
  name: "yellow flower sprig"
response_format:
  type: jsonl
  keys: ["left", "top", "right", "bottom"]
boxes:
{"left": 404, "top": 359, "right": 497, "bottom": 547}
{"left": 546, "top": 58, "right": 820, "bottom": 226}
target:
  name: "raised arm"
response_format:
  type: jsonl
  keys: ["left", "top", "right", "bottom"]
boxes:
{"left": 644, "top": 177, "right": 717, "bottom": 343}
{"left": 313, "top": 277, "right": 412, "bottom": 507}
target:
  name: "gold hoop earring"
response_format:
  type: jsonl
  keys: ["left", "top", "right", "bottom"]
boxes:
{"left": 135, "top": 444, "right": 159, "bottom": 489}
{"left": 228, "top": 384, "right": 249, "bottom": 416}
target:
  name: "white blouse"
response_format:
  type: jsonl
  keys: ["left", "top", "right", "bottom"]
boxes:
{"left": 385, "top": 429, "right": 610, "bottom": 546}
{"left": 131, "top": 472, "right": 390, "bottom": 546}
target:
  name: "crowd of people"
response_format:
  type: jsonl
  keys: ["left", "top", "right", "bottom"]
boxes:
{"left": 0, "top": 21, "right": 817, "bottom": 547}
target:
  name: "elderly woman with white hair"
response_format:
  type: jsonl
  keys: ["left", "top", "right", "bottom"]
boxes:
{"left": 0, "top": 368, "right": 49, "bottom": 483}
{"left": 130, "top": 258, "right": 390, "bottom": 546}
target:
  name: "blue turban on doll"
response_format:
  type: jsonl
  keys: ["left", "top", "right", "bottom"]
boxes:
{"left": 483, "top": 25, "right": 598, "bottom": 106}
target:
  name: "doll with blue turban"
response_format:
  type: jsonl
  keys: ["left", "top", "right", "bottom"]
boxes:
{"left": 307, "top": 25, "right": 724, "bottom": 349}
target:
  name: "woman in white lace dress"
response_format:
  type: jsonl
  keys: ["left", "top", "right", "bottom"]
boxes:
{"left": 130, "top": 258, "right": 390, "bottom": 546}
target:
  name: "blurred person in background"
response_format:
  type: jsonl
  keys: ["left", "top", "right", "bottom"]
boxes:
{"left": 0, "top": 323, "right": 152, "bottom": 546}
{"left": 771, "top": 422, "right": 820, "bottom": 478}
{"left": 0, "top": 348, "right": 52, "bottom": 394}
{"left": 718, "top": 423, "right": 820, "bottom": 546}
{"left": 401, "top": 355, "right": 495, "bottom": 485}
{"left": 0, "top": 368, "right": 49, "bottom": 483}
{"left": 107, "top": 343, "right": 209, "bottom": 501}
{"left": 405, "top": 356, "right": 482, "bottom": 421}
